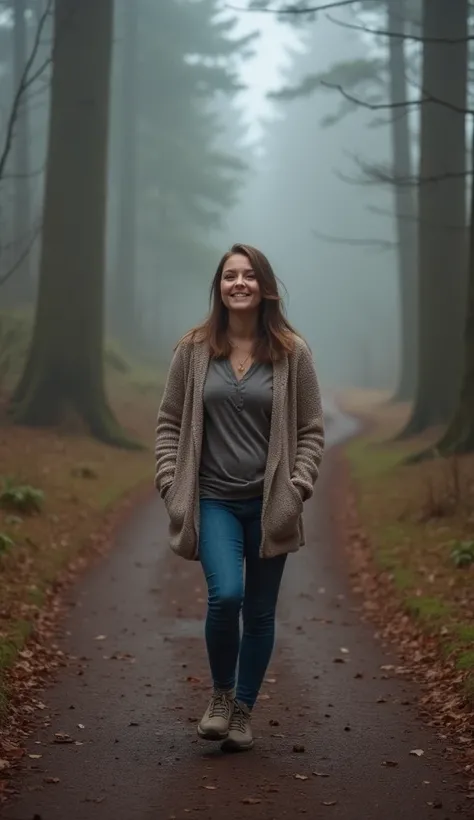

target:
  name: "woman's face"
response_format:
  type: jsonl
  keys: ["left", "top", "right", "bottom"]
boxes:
{"left": 220, "top": 254, "right": 262, "bottom": 313}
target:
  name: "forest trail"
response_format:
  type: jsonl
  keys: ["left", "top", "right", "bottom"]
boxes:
{"left": 2, "top": 406, "right": 468, "bottom": 820}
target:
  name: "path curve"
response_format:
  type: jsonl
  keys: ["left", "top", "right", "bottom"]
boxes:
{"left": 2, "top": 404, "right": 469, "bottom": 820}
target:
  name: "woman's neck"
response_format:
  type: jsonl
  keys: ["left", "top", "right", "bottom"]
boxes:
{"left": 227, "top": 312, "right": 258, "bottom": 342}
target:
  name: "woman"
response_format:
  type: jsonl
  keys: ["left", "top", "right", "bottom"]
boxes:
{"left": 155, "top": 243, "right": 324, "bottom": 753}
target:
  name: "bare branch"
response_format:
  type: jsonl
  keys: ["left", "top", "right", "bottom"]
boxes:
{"left": 312, "top": 227, "right": 397, "bottom": 252}
{"left": 326, "top": 13, "right": 474, "bottom": 44}
{"left": 226, "top": 1, "right": 362, "bottom": 15}
{"left": 368, "top": 108, "right": 413, "bottom": 128}
{"left": 320, "top": 81, "right": 474, "bottom": 117}
{"left": 0, "top": 0, "right": 53, "bottom": 182}
{"left": 0, "top": 223, "right": 42, "bottom": 288}
{"left": 2, "top": 164, "right": 45, "bottom": 182}
{"left": 335, "top": 165, "right": 473, "bottom": 188}
{"left": 367, "top": 204, "right": 468, "bottom": 233}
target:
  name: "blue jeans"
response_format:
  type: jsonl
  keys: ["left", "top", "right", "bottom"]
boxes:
{"left": 198, "top": 498, "right": 287, "bottom": 709}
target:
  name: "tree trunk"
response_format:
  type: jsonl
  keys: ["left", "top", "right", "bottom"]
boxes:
{"left": 114, "top": 0, "right": 138, "bottom": 347}
{"left": 388, "top": 0, "right": 418, "bottom": 401}
{"left": 432, "top": 124, "right": 474, "bottom": 455}
{"left": 4, "top": 0, "right": 32, "bottom": 305}
{"left": 400, "top": 0, "right": 468, "bottom": 436}
{"left": 11, "top": 0, "right": 137, "bottom": 448}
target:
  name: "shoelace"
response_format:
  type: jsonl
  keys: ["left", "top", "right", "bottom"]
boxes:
{"left": 209, "top": 693, "right": 231, "bottom": 718}
{"left": 231, "top": 703, "right": 249, "bottom": 733}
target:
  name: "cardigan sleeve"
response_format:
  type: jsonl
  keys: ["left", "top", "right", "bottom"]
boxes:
{"left": 154, "top": 342, "right": 188, "bottom": 498}
{"left": 291, "top": 342, "right": 325, "bottom": 501}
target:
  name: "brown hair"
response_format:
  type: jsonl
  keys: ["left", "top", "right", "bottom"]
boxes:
{"left": 183, "top": 243, "right": 298, "bottom": 362}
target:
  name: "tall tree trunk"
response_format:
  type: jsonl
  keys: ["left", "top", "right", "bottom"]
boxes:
{"left": 114, "top": 0, "right": 138, "bottom": 347}
{"left": 401, "top": 0, "right": 468, "bottom": 436}
{"left": 11, "top": 0, "right": 136, "bottom": 448}
{"left": 4, "top": 0, "right": 32, "bottom": 305}
{"left": 431, "top": 125, "right": 474, "bottom": 455}
{"left": 388, "top": 0, "right": 418, "bottom": 402}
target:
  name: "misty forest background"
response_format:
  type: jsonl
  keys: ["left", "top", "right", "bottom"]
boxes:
{"left": 0, "top": 0, "right": 473, "bottom": 456}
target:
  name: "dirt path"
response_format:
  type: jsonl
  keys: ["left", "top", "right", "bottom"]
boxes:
{"left": 2, "top": 410, "right": 469, "bottom": 820}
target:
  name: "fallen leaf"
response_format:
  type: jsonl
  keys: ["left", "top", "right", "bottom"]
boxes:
{"left": 340, "top": 647, "right": 349, "bottom": 654}
{"left": 382, "top": 760, "right": 398, "bottom": 767}
{"left": 294, "top": 774, "right": 308, "bottom": 781}
{"left": 44, "top": 777, "right": 60, "bottom": 784}
{"left": 77, "top": 724, "right": 85, "bottom": 730}
{"left": 204, "top": 785, "right": 217, "bottom": 790}
{"left": 94, "top": 635, "right": 107, "bottom": 641}
{"left": 410, "top": 749, "right": 424, "bottom": 757}
{"left": 313, "top": 771, "right": 329, "bottom": 778}
{"left": 242, "top": 798, "right": 262, "bottom": 805}
{"left": 322, "top": 800, "right": 337, "bottom": 807}
{"left": 28, "top": 754, "right": 42, "bottom": 760}
{"left": 53, "top": 732, "right": 74, "bottom": 744}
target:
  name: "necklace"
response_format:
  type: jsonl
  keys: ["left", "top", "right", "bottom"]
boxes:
{"left": 236, "top": 352, "right": 252, "bottom": 373}
{"left": 229, "top": 339, "right": 254, "bottom": 373}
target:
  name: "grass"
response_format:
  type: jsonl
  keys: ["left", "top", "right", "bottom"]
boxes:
{"left": 341, "top": 392, "right": 474, "bottom": 702}
{"left": 0, "top": 323, "right": 167, "bottom": 724}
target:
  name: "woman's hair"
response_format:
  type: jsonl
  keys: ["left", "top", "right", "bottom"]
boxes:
{"left": 182, "top": 243, "right": 298, "bottom": 361}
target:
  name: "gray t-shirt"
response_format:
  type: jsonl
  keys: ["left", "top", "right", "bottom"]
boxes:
{"left": 199, "top": 358, "right": 273, "bottom": 500}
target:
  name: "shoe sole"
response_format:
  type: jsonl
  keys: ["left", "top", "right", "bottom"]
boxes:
{"left": 220, "top": 737, "right": 254, "bottom": 753}
{"left": 197, "top": 725, "right": 229, "bottom": 741}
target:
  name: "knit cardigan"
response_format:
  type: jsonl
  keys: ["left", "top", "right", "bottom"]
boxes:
{"left": 154, "top": 335, "right": 325, "bottom": 561}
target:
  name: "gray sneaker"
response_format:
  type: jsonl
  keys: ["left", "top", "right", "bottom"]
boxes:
{"left": 197, "top": 690, "right": 234, "bottom": 740}
{"left": 221, "top": 700, "right": 254, "bottom": 752}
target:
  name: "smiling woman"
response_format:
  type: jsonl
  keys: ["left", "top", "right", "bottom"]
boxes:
{"left": 154, "top": 242, "right": 325, "bottom": 753}
{"left": 194, "top": 243, "right": 296, "bottom": 365}
{"left": 221, "top": 253, "right": 261, "bottom": 315}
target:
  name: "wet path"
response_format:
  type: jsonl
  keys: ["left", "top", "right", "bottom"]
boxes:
{"left": 2, "top": 405, "right": 468, "bottom": 819}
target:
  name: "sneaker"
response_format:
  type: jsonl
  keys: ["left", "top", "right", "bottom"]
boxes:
{"left": 197, "top": 690, "right": 234, "bottom": 741}
{"left": 221, "top": 700, "right": 254, "bottom": 752}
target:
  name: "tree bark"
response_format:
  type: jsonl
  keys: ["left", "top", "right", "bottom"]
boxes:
{"left": 388, "top": 0, "right": 418, "bottom": 402}
{"left": 11, "top": 0, "right": 137, "bottom": 448}
{"left": 431, "top": 124, "right": 474, "bottom": 455}
{"left": 400, "top": 0, "right": 468, "bottom": 436}
{"left": 4, "top": 0, "right": 33, "bottom": 305}
{"left": 114, "top": 0, "right": 138, "bottom": 347}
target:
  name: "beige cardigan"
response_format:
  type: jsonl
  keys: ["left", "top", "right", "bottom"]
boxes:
{"left": 155, "top": 335, "right": 324, "bottom": 561}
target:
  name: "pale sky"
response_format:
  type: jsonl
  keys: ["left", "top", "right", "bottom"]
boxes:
{"left": 228, "top": 6, "right": 302, "bottom": 141}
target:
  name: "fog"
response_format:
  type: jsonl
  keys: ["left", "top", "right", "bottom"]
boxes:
{"left": 0, "top": 0, "right": 418, "bottom": 405}
{"left": 218, "top": 9, "right": 400, "bottom": 390}
{"left": 135, "top": 5, "right": 402, "bottom": 390}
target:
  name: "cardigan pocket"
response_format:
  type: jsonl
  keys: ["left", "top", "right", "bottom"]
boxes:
{"left": 266, "top": 474, "right": 303, "bottom": 542}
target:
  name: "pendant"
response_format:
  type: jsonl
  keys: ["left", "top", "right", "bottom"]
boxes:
{"left": 238, "top": 363, "right": 244, "bottom": 372}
